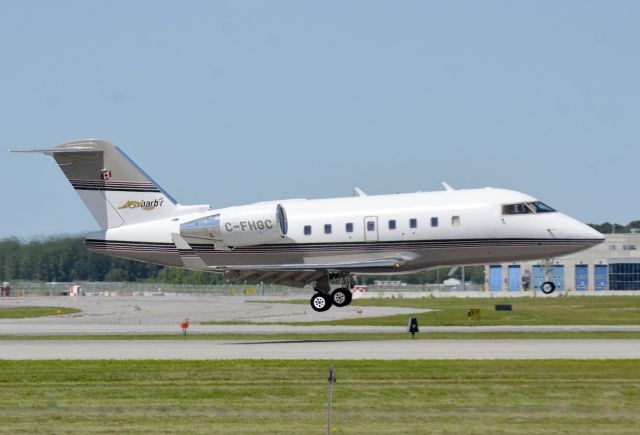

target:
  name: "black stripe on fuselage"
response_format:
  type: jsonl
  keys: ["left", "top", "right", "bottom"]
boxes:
{"left": 74, "top": 187, "right": 161, "bottom": 192}
{"left": 85, "top": 238, "right": 600, "bottom": 253}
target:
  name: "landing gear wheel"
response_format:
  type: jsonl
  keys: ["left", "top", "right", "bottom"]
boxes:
{"left": 331, "top": 288, "right": 352, "bottom": 307}
{"left": 541, "top": 281, "right": 556, "bottom": 294}
{"left": 310, "top": 293, "right": 332, "bottom": 312}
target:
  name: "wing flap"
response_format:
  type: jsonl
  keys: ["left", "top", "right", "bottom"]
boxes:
{"left": 223, "top": 270, "right": 325, "bottom": 287}
{"left": 219, "top": 257, "right": 406, "bottom": 272}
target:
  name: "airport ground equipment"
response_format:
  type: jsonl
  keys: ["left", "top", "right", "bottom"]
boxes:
{"left": 495, "top": 304, "right": 513, "bottom": 311}
{"left": 467, "top": 308, "right": 481, "bottom": 320}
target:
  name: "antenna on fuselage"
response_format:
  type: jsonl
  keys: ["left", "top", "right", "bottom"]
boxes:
{"left": 353, "top": 187, "right": 367, "bottom": 197}
{"left": 441, "top": 182, "right": 455, "bottom": 191}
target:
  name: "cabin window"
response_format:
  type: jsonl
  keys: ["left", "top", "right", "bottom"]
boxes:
{"left": 304, "top": 225, "right": 312, "bottom": 235}
{"left": 345, "top": 222, "right": 354, "bottom": 233}
{"left": 431, "top": 217, "right": 438, "bottom": 227}
{"left": 409, "top": 218, "right": 417, "bottom": 229}
{"left": 452, "top": 216, "right": 460, "bottom": 227}
{"left": 388, "top": 219, "right": 396, "bottom": 230}
{"left": 324, "top": 224, "right": 332, "bottom": 234}
{"left": 367, "top": 221, "right": 375, "bottom": 231}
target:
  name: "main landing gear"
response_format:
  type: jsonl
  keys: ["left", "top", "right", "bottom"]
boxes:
{"left": 310, "top": 275, "right": 355, "bottom": 312}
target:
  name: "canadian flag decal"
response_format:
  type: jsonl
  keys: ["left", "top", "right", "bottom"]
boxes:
{"left": 100, "top": 170, "right": 112, "bottom": 181}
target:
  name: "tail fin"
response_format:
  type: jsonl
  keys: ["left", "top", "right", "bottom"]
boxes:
{"left": 12, "top": 139, "right": 179, "bottom": 229}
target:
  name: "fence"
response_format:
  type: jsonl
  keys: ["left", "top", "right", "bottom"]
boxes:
{"left": 2, "top": 281, "right": 483, "bottom": 297}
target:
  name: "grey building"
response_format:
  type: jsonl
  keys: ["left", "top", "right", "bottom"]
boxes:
{"left": 484, "top": 233, "right": 640, "bottom": 292}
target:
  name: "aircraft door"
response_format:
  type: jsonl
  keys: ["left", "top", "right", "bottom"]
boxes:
{"left": 364, "top": 216, "right": 379, "bottom": 242}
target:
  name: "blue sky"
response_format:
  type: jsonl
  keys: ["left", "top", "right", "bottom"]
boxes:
{"left": 1, "top": 1, "right": 639, "bottom": 238}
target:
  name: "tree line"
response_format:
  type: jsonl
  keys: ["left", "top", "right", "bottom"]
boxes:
{"left": 0, "top": 236, "right": 223, "bottom": 284}
{"left": 588, "top": 221, "right": 640, "bottom": 235}
{"left": 1, "top": 220, "right": 636, "bottom": 284}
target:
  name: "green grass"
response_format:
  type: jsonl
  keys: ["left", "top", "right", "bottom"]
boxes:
{"left": 0, "top": 306, "right": 80, "bottom": 319}
{"left": 0, "top": 360, "right": 638, "bottom": 434}
{"left": 213, "top": 296, "right": 640, "bottom": 327}
{"left": 2, "top": 331, "right": 640, "bottom": 340}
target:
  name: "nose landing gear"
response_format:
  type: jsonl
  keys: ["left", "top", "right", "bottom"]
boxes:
{"left": 540, "top": 281, "right": 556, "bottom": 294}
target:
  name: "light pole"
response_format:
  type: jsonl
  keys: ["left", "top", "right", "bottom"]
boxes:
{"left": 327, "top": 365, "right": 336, "bottom": 435}
{"left": 461, "top": 265, "right": 466, "bottom": 292}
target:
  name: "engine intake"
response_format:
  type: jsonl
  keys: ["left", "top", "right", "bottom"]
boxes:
{"left": 180, "top": 203, "right": 288, "bottom": 247}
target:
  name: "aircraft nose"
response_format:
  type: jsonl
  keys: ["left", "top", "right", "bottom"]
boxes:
{"left": 583, "top": 224, "right": 605, "bottom": 243}
{"left": 558, "top": 215, "right": 605, "bottom": 245}
{"left": 576, "top": 224, "right": 606, "bottom": 246}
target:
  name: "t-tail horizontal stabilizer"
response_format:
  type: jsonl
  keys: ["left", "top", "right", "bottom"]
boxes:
{"left": 11, "top": 139, "right": 180, "bottom": 230}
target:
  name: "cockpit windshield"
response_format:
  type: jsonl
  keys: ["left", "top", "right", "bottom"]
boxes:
{"left": 528, "top": 201, "right": 555, "bottom": 213}
{"left": 502, "top": 201, "right": 556, "bottom": 215}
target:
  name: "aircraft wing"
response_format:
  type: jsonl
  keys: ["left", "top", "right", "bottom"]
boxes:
{"left": 221, "top": 257, "right": 406, "bottom": 287}
{"left": 171, "top": 233, "right": 408, "bottom": 287}
{"left": 220, "top": 258, "right": 406, "bottom": 287}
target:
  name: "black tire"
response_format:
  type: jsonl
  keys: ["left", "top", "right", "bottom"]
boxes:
{"left": 331, "top": 288, "right": 352, "bottom": 307}
{"left": 541, "top": 281, "right": 556, "bottom": 294}
{"left": 310, "top": 293, "right": 332, "bottom": 312}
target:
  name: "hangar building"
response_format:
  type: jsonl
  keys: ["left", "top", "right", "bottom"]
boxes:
{"left": 484, "top": 233, "right": 640, "bottom": 292}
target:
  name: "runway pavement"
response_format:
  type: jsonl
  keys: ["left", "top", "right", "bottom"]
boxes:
{"left": 2, "top": 339, "right": 639, "bottom": 360}
{"left": 2, "top": 323, "right": 640, "bottom": 335}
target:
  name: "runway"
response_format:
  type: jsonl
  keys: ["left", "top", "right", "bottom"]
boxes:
{"left": 2, "top": 339, "right": 639, "bottom": 360}
{"left": 2, "top": 323, "right": 640, "bottom": 335}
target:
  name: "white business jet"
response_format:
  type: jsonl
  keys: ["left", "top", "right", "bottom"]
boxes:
{"left": 13, "top": 140, "right": 604, "bottom": 311}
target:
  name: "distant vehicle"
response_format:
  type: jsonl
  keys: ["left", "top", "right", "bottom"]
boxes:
{"left": 372, "top": 280, "right": 407, "bottom": 286}
{"left": 443, "top": 278, "right": 461, "bottom": 286}
{"left": 14, "top": 140, "right": 604, "bottom": 311}
{"left": 69, "top": 285, "right": 85, "bottom": 296}
{"left": 352, "top": 285, "right": 368, "bottom": 293}
{"left": 1, "top": 282, "right": 10, "bottom": 297}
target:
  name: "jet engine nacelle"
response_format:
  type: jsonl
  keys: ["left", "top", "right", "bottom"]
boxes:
{"left": 180, "top": 203, "right": 288, "bottom": 247}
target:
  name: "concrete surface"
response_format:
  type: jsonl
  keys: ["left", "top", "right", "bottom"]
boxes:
{"left": 2, "top": 339, "right": 639, "bottom": 360}
{"left": 2, "top": 323, "right": 640, "bottom": 336}
{"left": 2, "top": 295, "right": 640, "bottom": 335}
{"left": 0, "top": 295, "right": 431, "bottom": 325}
